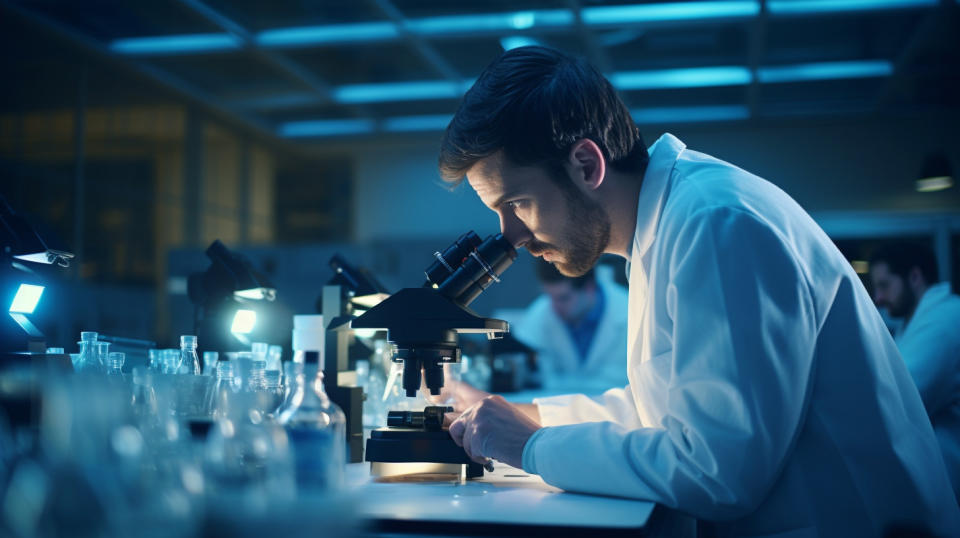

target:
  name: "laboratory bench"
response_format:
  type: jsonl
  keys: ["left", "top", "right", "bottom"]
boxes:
{"left": 345, "top": 462, "right": 693, "bottom": 536}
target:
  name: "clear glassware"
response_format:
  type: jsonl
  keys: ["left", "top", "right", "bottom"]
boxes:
{"left": 105, "top": 352, "right": 125, "bottom": 375}
{"left": 267, "top": 345, "right": 283, "bottom": 372}
{"left": 251, "top": 342, "right": 269, "bottom": 362}
{"left": 277, "top": 351, "right": 346, "bottom": 492}
{"left": 147, "top": 349, "right": 160, "bottom": 370}
{"left": 208, "top": 361, "right": 240, "bottom": 420}
{"left": 263, "top": 370, "right": 284, "bottom": 416}
{"left": 204, "top": 389, "right": 294, "bottom": 507}
{"left": 94, "top": 341, "right": 111, "bottom": 371}
{"left": 74, "top": 331, "right": 100, "bottom": 373}
{"left": 159, "top": 349, "right": 182, "bottom": 374}
{"left": 46, "top": 347, "right": 65, "bottom": 354}
{"left": 179, "top": 335, "right": 200, "bottom": 375}
{"left": 202, "top": 351, "right": 218, "bottom": 376}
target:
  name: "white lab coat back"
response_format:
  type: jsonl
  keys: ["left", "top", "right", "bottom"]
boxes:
{"left": 512, "top": 277, "right": 628, "bottom": 392}
{"left": 895, "top": 281, "right": 960, "bottom": 497}
{"left": 528, "top": 134, "right": 959, "bottom": 537}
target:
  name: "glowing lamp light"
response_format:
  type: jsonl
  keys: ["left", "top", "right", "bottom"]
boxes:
{"left": 231, "top": 309, "right": 257, "bottom": 334}
{"left": 234, "top": 287, "right": 276, "bottom": 301}
{"left": 9, "top": 284, "right": 44, "bottom": 314}
{"left": 915, "top": 176, "right": 953, "bottom": 193}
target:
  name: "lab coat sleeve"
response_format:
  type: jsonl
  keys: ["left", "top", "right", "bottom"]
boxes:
{"left": 526, "top": 207, "right": 818, "bottom": 519}
{"left": 534, "top": 386, "right": 642, "bottom": 429}
{"left": 898, "top": 308, "right": 960, "bottom": 414}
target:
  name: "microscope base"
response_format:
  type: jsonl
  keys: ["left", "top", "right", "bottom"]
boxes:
{"left": 365, "top": 428, "right": 484, "bottom": 479}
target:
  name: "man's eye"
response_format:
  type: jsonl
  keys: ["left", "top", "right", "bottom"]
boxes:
{"left": 506, "top": 200, "right": 528, "bottom": 210}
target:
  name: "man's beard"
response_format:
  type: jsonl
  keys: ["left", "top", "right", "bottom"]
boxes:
{"left": 527, "top": 176, "right": 611, "bottom": 277}
{"left": 887, "top": 285, "right": 917, "bottom": 318}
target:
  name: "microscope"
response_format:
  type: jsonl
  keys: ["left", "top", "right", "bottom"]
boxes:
{"left": 353, "top": 231, "right": 516, "bottom": 479}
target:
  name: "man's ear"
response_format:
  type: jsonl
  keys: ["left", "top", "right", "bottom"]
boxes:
{"left": 567, "top": 139, "right": 606, "bottom": 192}
{"left": 908, "top": 266, "right": 926, "bottom": 292}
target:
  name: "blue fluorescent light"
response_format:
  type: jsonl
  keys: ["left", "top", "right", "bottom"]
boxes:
{"left": 110, "top": 34, "right": 240, "bottom": 55}
{"left": 631, "top": 105, "right": 750, "bottom": 124}
{"left": 583, "top": 1, "right": 759, "bottom": 25}
{"left": 280, "top": 119, "right": 375, "bottom": 138}
{"left": 611, "top": 66, "right": 752, "bottom": 90}
{"left": 768, "top": 0, "right": 936, "bottom": 15}
{"left": 757, "top": 60, "right": 893, "bottom": 83}
{"left": 500, "top": 36, "right": 541, "bottom": 50}
{"left": 333, "top": 80, "right": 468, "bottom": 104}
{"left": 382, "top": 115, "right": 453, "bottom": 132}
{"left": 405, "top": 10, "right": 572, "bottom": 35}
{"left": 10, "top": 284, "right": 44, "bottom": 314}
{"left": 257, "top": 22, "right": 398, "bottom": 47}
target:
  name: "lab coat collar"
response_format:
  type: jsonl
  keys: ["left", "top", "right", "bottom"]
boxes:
{"left": 625, "top": 133, "right": 686, "bottom": 279}
{"left": 899, "top": 281, "right": 954, "bottom": 339}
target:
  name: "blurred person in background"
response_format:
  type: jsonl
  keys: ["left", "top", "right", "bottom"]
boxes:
{"left": 511, "top": 259, "right": 627, "bottom": 393}
{"left": 871, "top": 241, "right": 960, "bottom": 499}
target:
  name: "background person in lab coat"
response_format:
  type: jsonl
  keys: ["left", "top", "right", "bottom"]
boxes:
{"left": 438, "top": 46, "right": 958, "bottom": 536}
{"left": 511, "top": 259, "right": 628, "bottom": 392}
{"left": 870, "top": 241, "right": 960, "bottom": 499}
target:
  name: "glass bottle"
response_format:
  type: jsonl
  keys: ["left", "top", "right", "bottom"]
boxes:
{"left": 179, "top": 335, "right": 200, "bottom": 375}
{"left": 209, "top": 360, "right": 240, "bottom": 420}
{"left": 74, "top": 331, "right": 100, "bottom": 373}
{"left": 202, "top": 351, "right": 218, "bottom": 376}
{"left": 267, "top": 345, "right": 283, "bottom": 372}
{"left": 94, "top": 341, "right": 111, "bottom": 372}
{"left": 105, "top": 352, "right": 125, "bottom": 375}
{"left": 263, "top": 370, "right": 284, "bottom": 416}
{"left": 159, "top": 349, "right": 182, "bottom": 374}
{"left": 277, "top": 350, "right": 346, "bottom": 492}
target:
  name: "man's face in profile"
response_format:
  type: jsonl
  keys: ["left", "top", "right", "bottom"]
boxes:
{"left": 466, "top": 151, "right": 610, "bottom": 277}
{"left": 870, "top": 261, "right": 915, "bottom": 317}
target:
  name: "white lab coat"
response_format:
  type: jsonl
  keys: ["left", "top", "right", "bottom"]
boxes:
{"left": 511, "top": 277, "right": 628, "bottom": 393}
{"left": 895, "top": 281, "right": 960, "bottom": 498}
{"left": 524, "top": 133, "right": 959, "bottom": 536}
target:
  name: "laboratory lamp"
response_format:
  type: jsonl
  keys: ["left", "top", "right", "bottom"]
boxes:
{"left": 188, "top": 240, "right": 276, "bottom": 353}
{"left": 915, "top": 150, "right": 954, "bottom": 192}
{"left": 0, "top": 195, "right": 73, "bottom": 357}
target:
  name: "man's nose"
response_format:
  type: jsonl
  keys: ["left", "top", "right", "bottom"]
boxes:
{"left": 499, "top": 211, "right": 533, "bottom": 249}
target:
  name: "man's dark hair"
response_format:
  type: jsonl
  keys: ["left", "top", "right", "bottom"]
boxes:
{"left": 870, "top": 241, "right": 939, "bottom": 284}
{"left": 535, "top": 258, "right": 595, "bottom": 289}
{"left": 439, "top": 46, "right": 647, "bottom": 185}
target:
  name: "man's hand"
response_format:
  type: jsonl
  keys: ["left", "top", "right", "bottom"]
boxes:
{"left": 447, "top": 395, "right": 541, "bottom": 469}
{"left": 430, "top": 378, "right": 492, "bottom": 412}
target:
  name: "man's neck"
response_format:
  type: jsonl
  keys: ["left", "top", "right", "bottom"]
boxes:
{"left": 902, "top": 283, "right": 930, "bottom": 328}
{"left": 599, "top": 169, "right": 644, "bottom": 259}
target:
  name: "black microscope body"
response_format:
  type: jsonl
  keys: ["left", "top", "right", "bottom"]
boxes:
{"left": 353, "top": 231, "right": 516, "bottom": 478}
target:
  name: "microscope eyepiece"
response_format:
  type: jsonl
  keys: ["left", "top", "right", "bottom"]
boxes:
{"left": 425, "top": 231, "right": 483, "bottom": 287}
{"left": 437, "top": 233, "right": 516, "bottom": 307}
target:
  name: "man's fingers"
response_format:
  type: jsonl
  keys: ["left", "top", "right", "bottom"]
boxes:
{"left": 448, "top": 415, "right": 466, "bottom": 446}
{"left": 443, "top": 411, "right": 461, "bottom": 429}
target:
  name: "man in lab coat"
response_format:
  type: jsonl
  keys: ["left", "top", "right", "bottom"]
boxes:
{"left": 440, "top": 46, "right": 959, "bottom": 536}
{"left": 511, "top": 259, "right": 628, "bottom": 392}
{"left": 870, "top": 242, "right": 960, "bottom": 499}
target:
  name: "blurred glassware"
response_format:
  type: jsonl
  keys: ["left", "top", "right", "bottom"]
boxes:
{"left": 105, "top": 352, "right": 125, "bottom": 375}
{"left": 277, "top": 351, "right": 345, "bottom": 492}
{"left": 267, "top": 345, "right": 283, "bottom": 372}
{"left": 263, "top": 370, "right": 284, "bottom": 417}
{"left": 179, "top": 335, "right": 200, "bottom": 375}
{"left": 46, "top": 347, "right": 64, "bottom": 354}
{"left": 204, "top": 390, "right": 294, "bottom": 510}
{"left": 208, "top": 361, "right": 240, "bottom": 420}
{"left": 147, "top": 348, "right": 160, "bottom": 371}
{"left": 202, "top": 351, "right": 218, "bottom": 376}
{"left": 159, "top": 349, "right": 182, "bottom": 374}
{"left": 93, "top": 341, "right": 111, "bottom": 371}
{"left": 74, "top": 331, "right": 99, "bottom": 373}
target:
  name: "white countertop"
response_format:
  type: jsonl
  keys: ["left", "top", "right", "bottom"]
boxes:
{"left": 346, "top": 462, "right": 655, "bottom": 529}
